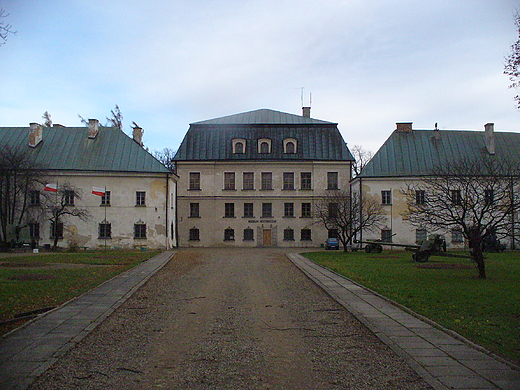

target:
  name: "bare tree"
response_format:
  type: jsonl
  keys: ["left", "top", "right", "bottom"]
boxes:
{"left": 0, "top": 8, "right": 16, "bottom": 46}
{"left": 106, "top": 104, "right": 123, "bottom": 130}
{"left": 504, "top": 10, "right": 520, "bottom": 109}
{"left": 42, "top": 111, "right": 52, "bottom": 127}
{"left": 153, "top": 147, "right": 177, "bottom": 172}
{"left": 314, "top": 189, "right": 385, "bottom": 252}
{"left": 402, "top": 157, "right": 520, "bottom": 279}
{"left": 351, "top": 145, "right": 373, "bottom": 177}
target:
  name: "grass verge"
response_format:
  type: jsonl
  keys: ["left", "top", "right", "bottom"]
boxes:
{"left": 305, "top": 250, "right": 520, "bottom": 365}
{"left": 0, "top": 250, "right": 160, "bottom": 336}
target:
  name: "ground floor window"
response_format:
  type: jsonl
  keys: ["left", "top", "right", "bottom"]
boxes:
{"left": 452, "top": 229, "right": 463, "bottom": 243}
{"left": 189, "top": 228, "right": 200, "bottom": 241}
{"left": 381, "top": 229, "right": 392, "bottom": 242}
{"left": 50, "top": 221, "right": 63, "bottom": 239}
{"left": 224, "top": 228, "right": 235, "bottom": 241}
{"left": 99, "top": 222, "right": 112, "bottom": 239}
{"left": 29, "top": 222, "right": 40, "bottom": 239}
{"left": 284, "top": 228, "right": 294, "bottom": 241}
{"left": 243, "top": 228, "right": 254, "bottom": 241}
{"left": 416, "top": 228, "right": 427, "bottom": 244}
{"left": 301, "top": 228, "right": 312, "bottom": 241}
{"left": 134, "top": 223, "right": 147, "bottom": 239}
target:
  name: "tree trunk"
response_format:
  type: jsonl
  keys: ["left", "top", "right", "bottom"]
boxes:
{"left": 470, "top": 240, "right": 486, "bottom": 279}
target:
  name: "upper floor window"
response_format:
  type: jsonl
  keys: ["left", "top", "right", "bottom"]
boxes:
{"left": 190, "top": 203, "right": 200, "bottom": 218}
{"left": 224, "top": 203, "right": 235, "bottom": 218}
{"left": 232, "top": 139, "right": 246, "bottom": 154}
{"left": 484, "top": 189, "right": 494, "bottom": 205}
{"left": 301, "top": 172, "right": 312, "bottom": 190}
{"left": 224, "top": 172, "right": 236, "bottom": 190}
{"left": 189, "top": 172, "right": 201, "bottom": 190}
{"left": 243, "top": 172, "right": 254, "bottom": 190}
{"left": 327, "top": 172, "right": 339, "bottom": 190}
{"left": 451, "top": 190, "right": 462, "bottom": 205}
{"left": 29, "top": 190, "right": 40, "bottom": 206}
{"left": 381, "top": 190, "right": 392, "bottom": 205}
{"left": 301, "top": 203, "right": 312, "bottom": 218}
{"left": 136, "top": 191, "right": 146, "bottom": 206}
{"left": 244, "top": 203, "right": 254, "bottom": 218}
{"left": 415, "top": 190, "right": 425, "bottom": 204}
{"left": 283, "top": 172, "right": 294, "bottom": 190}
{"left": 261, "top": 172, "right": 273, "bottom": 190}
{"left": 64, "top": 190, "right": 75, "bottom": 206}
{"left": 258, "top": 138, "right": 272, "bottom": 154}
{"left": 101, "top": 191, "right": 111, "bottom": 206}
{"left": 283, "top": 138, "right": 297, "bottom": 154}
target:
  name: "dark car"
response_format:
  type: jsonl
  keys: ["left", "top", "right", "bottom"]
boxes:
{"left": 325, "top": 237, "right": 340, "bottom": 250}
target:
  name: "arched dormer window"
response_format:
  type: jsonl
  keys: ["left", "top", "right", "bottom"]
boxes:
{"left": 258, "top": 138, "right": 271, "bottom": 154}
{"left": 232, "top": 138, "right": 246, "bottom": 154}
{"left": 284, "top": 138, "right": 297, "bottom": 154}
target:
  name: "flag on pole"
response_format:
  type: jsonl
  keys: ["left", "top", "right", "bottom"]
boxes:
{"left": 44, "top": 183, "right": 58, "bottom": 192}
{"left": 92, "top": 186, "right": 105, "bottom": 196}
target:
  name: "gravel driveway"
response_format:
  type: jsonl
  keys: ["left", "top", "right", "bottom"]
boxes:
{"left": 29, "top": 248, "right": 431, "bottom": 389}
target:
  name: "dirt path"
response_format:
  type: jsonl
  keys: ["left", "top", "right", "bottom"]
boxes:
{"left": 30, "top": 248, "right": 431, "bottom": 389}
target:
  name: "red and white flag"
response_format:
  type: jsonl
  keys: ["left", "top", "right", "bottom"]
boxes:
{"left": 92, "top": 186, "right": 105, "bottom": 196}
{"left": 44, "top": 183, "right": 58, "bottom": 192}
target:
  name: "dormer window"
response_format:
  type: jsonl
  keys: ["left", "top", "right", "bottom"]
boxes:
{"left": 232, "top": 139, "right": 246, "bottom": 154}
{"left": 283, "top": 138, "right": 297, "bottom": 154}
{"left": 258, "top": 138, "right": 272, "bottom": 154}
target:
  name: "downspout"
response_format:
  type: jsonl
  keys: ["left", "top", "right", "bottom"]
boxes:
{"left": 166, "top": 173, "right": 169, "bottom": 250}
{"left": 359, "top": 177, "right": 363, "bottom": 243}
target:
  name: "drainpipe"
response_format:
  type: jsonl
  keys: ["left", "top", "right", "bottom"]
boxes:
{"left": 166, "top": 173, "right": 169, "bottom": 250}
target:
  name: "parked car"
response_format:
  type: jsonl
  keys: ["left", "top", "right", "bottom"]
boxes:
{"left": 325, "top": 237, "right": 340, "bottom": 250}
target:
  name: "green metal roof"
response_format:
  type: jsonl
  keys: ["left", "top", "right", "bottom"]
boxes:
{"left": 175, "top": 109, "right": 353, "bottom": 162}
{"left": 359, "top": 129, "right": 520, "bottom": 178}
{"left": 0, "top": 126, "right": 170, "bottom": 173}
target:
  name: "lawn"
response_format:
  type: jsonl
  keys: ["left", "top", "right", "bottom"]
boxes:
{"left": 305, "top": 250, "right": 520, "bottom": 365}
{"left": 0, "top": 250, "right": 159, "bottom": 336}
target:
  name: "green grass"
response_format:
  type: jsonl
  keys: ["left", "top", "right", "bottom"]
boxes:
{"left": 0, "top": 250, "right": 160, "bottom": 336}
{"left": 305, "top": 250, "right": 520, "bottom": 365}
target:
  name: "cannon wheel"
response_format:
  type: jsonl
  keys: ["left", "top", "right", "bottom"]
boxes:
{"left": 413, "top": 251, "right": 430, "bottom": 263}
{"left": 374, "top": 244, "right": 383, "bottom": 253}
{"left": 365, "top": 244, "right": 372, "bottom": 253}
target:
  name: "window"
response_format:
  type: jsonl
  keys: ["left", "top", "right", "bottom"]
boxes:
{"left": 416, "top": 228, "right": 427, "bottom": 244}
{"left": 224, "top": 172, "right": 236, "bottom": 190}
{"left": 136, "top": 191, "right": 146, "bottom": 206}
{"left": 262, "top": 203, "right": 272, "bottom": 218}
{"left": 452, "top": 229, "right": 463, "bottom": 243}
{"left": 29, "top": 190, "right": 40, "bottom": 206}
{"left": 235, "top": 142, "right": 244, "bottom": 154}
{"left": 381, "top": 229, "right": 393, "bottom": 242}
{"left": 243, "top": 203, "right": 254, "bottom": 218}
{"left": 258, "top": 139, "right": 271, "bottom": 154}
{"left": 64, "top": 190, "right": 75, "bottom": 206}
{"left": 224, "top": 203, "right": 235, "bottom": 218}
{"left": 301, "top": 203, "right": 312, "bottom": 218}
{"left": 134, "top": 223, "right": 147, "bottom": 239}
{"left": 415, "top": 190, "right": 425, "bottom": 204}
{"left": 301, "top": 229, "right": 312, "bottom": 241}
{"left": 99, "top": 222, "right": 112, "bottom": 239}
{"left": 190, "top": 203, "right": 200, "bottom": 218}
{"left": 283, "top": 138, "right": 297, "bottom": 154}
{"left": 243, "top": 228, "right": 254, "bottom": 241}
{"left": 284, "top": 228, "right": 295, "bottom": 241}
{"left": 224, "top": 228, "right": 235, "bottom": 241}
{"left": 301, "top": 172, "right": 312, "bottom": 190}
{"left": 261, "top": 172, "right": 272, "bottom": 190}
{"left": 101, "top": 191, "right": 111, "bottom": 206}
{"left": 189, "top": 172, "right": 201, "bottom": 190}
{"left": 29, "top": 222, "right": 40, "bottom": 239}
{"left": 50, "top": 221, "right": 63, "bottom": 239}
{"left": 451, "top": 190, "right": 462, "bottom": 205}
{"left": 189, "top": 228, "right": 200, "bottom": 241}
{"left": 381, "top": 190, "right": 392, "bottom": 205}
{"left": 232, "top": 138, "right": 246, "bottom": 154}
{"left": 283, "top": 172, "right": 295, "bottom": 190}
{"left": 243, "top": 172, "right": 254, "bottom": 190}
{"left": 327, "top": 172, "right": 339, "bottom": 190}
{"left": 284, "top": 203, "right": 294, "bottom": 217}
{"left": 485, "top": 189, "right": 494, "bottom": 205}
{"left": 328, "top": 203, "right": 338, "bottom": 218}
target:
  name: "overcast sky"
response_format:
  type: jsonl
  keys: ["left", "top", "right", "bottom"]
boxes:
{"left": 1, "top": 0, "right": 519, "bottom": 154}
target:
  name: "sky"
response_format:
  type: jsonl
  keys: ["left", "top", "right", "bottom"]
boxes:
{"left": 1, "top": 0, "right": 519, "bottom": 154}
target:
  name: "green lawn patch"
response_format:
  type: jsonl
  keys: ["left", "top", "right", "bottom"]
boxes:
{"left": 0, "top": 250, "right": 160, "bottom": 336}
{"left": 305, "top": 250, "right": 520, "bottom": 365}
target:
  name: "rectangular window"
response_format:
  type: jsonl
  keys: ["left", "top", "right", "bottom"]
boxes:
{"left": 224, "top": 228, "right": 235, "bottom": 241}
{"left": 243, "top": 172, "right": 254, "bottom": 190}
{"left": 301, "top": 228, "right": 312, "bottom": 241}
{"left": 284, "top": 228, "right": 294, "bottom": 241}
{"left": 485, "top": 189, "right": 494, "bottom": 205}
{"left": 99, "top": 223, "right": 112, "bottom": 239}
{"left": 136, "top": 191, "right": 146, "bottom": 206}
{"left": 64, "top": 190, "right": 75, "bottom": 206}
{"left": 189, "top": 172, "right": 201, "bottom": 190}
{"left": 29, "top": 222, "right": 40, "bottom": 239}
{"left": 381, "top": 190, "right": 392, "bottom": 205}
{"left": 327, "top": 172, "right": 339, "bottom": 190}
{"left": 284, "top": 203, "right": 294, "bottom": 217}
{"left": 224, "top": 172, "right": 236, "bottom": 190}
{"left": 452, "top": 229, "right": 463, "bottom": 243}
{"left": 415, "top": 190, "right": 425, "bottom": 204}
{"left": 301, "top": 203, "right": 312, "bottom": 218}
{"left": 101, "top": 191, "right": 111, "bottom": 206}
{"left": 243, "top": 228, "right": 254, "bottom": 241}
{"left": 451, "top": 190, "right": 462, "bottom": 205}
{"left": 29, "top": 190, "right": 40, "bottom": 206}
{"left": 189, "top": 228, "right": 200, "bottom": 241}
{"left": 283, "top": 172, "right": 294, "bottom": 190}
{"left": 262, "top": 203, "right": 272, "bottom": 218}
{"left": 328, "top": 203, "right": 338, "bottom": 218}
{"left": 381, "top": 229, "right": 393, "bottom": 242}
{"left": 416, "top": 228, "right": 427, "bottom": 244}
{"left": 301, "top": 172, "right": 312, "bottom": 190}
{"left": 50, "top": 221, "right": 63, "bottom": 239}
{"left": 190, "top": 203, "right": 200, "bottom": 218}
{"left": 134, "top": 223, "right": 147, "bottom": 239}
{"left": 243, "top": 203, "right": 254, "bottom": 218}
{"left": 261, "top": 172, "right": 272, "bottom": 190}
{"left": 224, "top": 203, "right": 235, "bottom": 218}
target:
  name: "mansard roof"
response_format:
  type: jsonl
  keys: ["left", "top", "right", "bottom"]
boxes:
{"left": 174, "top": 109, "right": 354, "bottom": 162}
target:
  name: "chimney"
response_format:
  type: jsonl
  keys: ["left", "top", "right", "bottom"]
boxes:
{"left": 132, "top": 123, "right": 144, "bottom": 146}
{"left": 88, "top": 119, "right": 99, "bottom": 139}
{"left": 433, "top": 122, "right": 441, "bottom": 140}
{"left": 28, "top": 123, "right": 43, "bottom": 147}
{"left": 484, "top": 123, "right": 495, "bottom": 155}
{"left": 396, "top": 122, "right": 413, "bottom": 133}
{"left": 302, "top": 107, "right": 311, "bottom": 118}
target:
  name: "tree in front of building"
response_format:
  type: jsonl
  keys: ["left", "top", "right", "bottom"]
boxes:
{"left": 505, "top": 10, "right": 520, "bottom": 109}
{"left": 351, "top": 145, "right": 374, "bottom": 178}
{"left": 153, "top": 147, "right": 177, "bottom": 172}
{"left": 314, "top": 189, "right": 385, "bottom": 252}
{"left": 403, "top": 157, "right": 520, "bottom": 279}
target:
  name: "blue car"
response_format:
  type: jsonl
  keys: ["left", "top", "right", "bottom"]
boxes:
{"left": 325, "top": 238, "right": 340, "bottom": 250}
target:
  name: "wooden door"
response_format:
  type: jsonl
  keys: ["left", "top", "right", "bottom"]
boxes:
{"left": 262, "top": 229, "right": 272, "bottom": 246}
